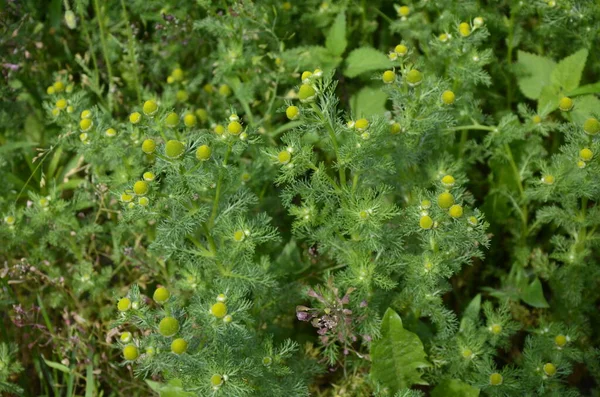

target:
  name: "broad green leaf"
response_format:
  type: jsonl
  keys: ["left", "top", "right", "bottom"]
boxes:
{"left": 394, "top": 390, "right": 426, "bottom": 397}
{"left": 351, "top": 86, "right": 388, "bottom": 118}
{"left": 515, "top": 51, "right": 556, "bottom": 100}
{"left": 85, "top": 364, "right": 94, "bottom": 397}
{"left": 312, "top": 46, "right": 343, "bottom": 71}
{"left": 460, "top": 293, "right": 481, "bottom": 331}
{"left": 371, "top": 308, "right": 430, "bottom": 395}
{"left": 567, "top": 81, "right": 600, "bottom": 97}
{"left": 0, "top": 141, "right": 38, "bottom": 155}
{"left": 326, "top": 11, "right": 347, "bottom": 57}
{"left": 146, "top": 379, "right": 194, "bottom": 397}
{"left": 431, "top": 379, "right": 480, "bottom": 397}
{"left": 537, "top": 84, "right": 561, "bottom": 115}
{"left": 571, "top": 95, "right": 600, "bottom": 125}
{"left": 344, "top": 47, "right": 391, "bottom": 78}
{"left": 551, "top": 49, "right": 588, "bottom": 92}
{"left": 43, "top": 358, "right": 72, "bottom": 374}
{"left": 520, "top": 277, "right": 549, "bottom": 308}
{"left": 463, "top": 293, "right": 481, "bottom": 319}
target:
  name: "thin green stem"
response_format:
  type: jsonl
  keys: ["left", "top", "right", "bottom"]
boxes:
{"left": 308, "top": 162, "right": 342, "bottom": 193}
{"left": 120, "top": 0, "right": 142, "bottom": 104}
{"left": 15, "top": 147, "right": 55, "bottom": 203}
{"left": 504, "top": 143, "right": 528, "bottom": 238}
{"left": 372, "top": 7, "right": 394, "bottom": 25}
{"left": 77, "top": 7, "right": 101, "bottom": 90}
{"left": 311, "top": 103, "right": 346, "bottom": 186}
{"left": 351, "top": 173, "right": 359, "bottom": 194}
{"left": 506, "top": 8, "right": 516, "bottom": 108}
{"left": 446, "top": 124, "right": 496, "bottom": 132}
{"left": 203, "top": 223, "right": 217, "bottom": 254}
{"left": 93, "top": 0, "right": 114, "bottom": 110}
{"left": 577, "top": 197, "right": 588, "bottom": 252}
{"left": 209, "top": 145, "right": 232, "bottom": 228}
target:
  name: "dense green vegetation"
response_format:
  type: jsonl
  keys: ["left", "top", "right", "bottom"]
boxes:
{"left": 1, "top": 1, "right": 600, "bottom": 396}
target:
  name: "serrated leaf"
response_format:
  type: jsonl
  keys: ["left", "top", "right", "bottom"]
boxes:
{"left": 312, "top": 46, "right": 343, "bottom": 71}
{"left": 351, "top": 86, "right": 388, "bottom": 118}
{"left": 371, "top": 308, "right": 430, "bottom": 395}
{"left": 551, "top": 49, "right": 588, "bottom": 92}
{"left": 571, "top": 95, "right": 600, "bottom": 125}
{"left": 431, "top": 379, "right": 480, "bottom": 397}
{"left": 326, "top": 11, "right": 347, "bottom": 57}
{"left": 537, "top": 84, "right": 561, "bottom": 115}
{"left": 516, "top": 51, "right": 556, "bottom": 100}
{"left": 520, "top": 277, "right": 549, "bottom": 308}
{"left": 344, "top": 47, "right": 391, "bottom": 78}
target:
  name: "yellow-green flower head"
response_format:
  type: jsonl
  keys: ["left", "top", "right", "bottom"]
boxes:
{"left": 195, "top": 108, "right": 209, "bottom": 122}
{"left": 214, "top": 124, "right": 225, "bottom": 135}
{"left": 81, "top": 109, "right": 92, "bottom": 119}
{"left": 459, "top": 22, "right": 471, "bottom": 37}
{"left": 286, "top": 106, "right": 299, "bottom": 120}
{"left": 143, "top": 100, "right": 158, "bottom": 116}
{"left": 120, "top": 332, "right": 132, "bottom": 343}
{"left": 171, "top": 338, "right": 188, "bottom": 355}
{"left": 165, "top": 140, "right": 185, "bottom": 159}
{"left": 153, "top": 287, "right": 170, "bottom": 303}
{"left": 558, "top": 97, "right": 573, "bottom": 111}
{"left": 580, "top": 148, "right": 593, "bottom": 162}
{"left": 449, "top": 204, "right": 463, "bottom": 218}
{"left": 130, "top": 112, "right": 142, "bottom": 124}
{"left": 158, "top": 316, "right": 180, "bottom": 337}
{"left": 228, "top": 121, "right": 243, "bottom": 135}
{"left": 420, "top": 215, "right": 433, "bottom": 229}
{"left": 133, "top": 181, "right": 149, "bottom": 196}
{"left": 278, "top": 150, "right": 291, "bottom": 164}
{"left": 183, "top": 113, "right": 197, "bottom": 127}
{"left": 298, "top": 84, "right": 316, "bottom": 102}
{"left": 117, "top": 297, "right": 132, "bottom": 312}
{"left": 441, "top": 174, "right": 455, "bottom": 187}
{"left": 543, "top": 363, "right": 557, "bottom": 377}
{"left": 53, "top": 81, "right": 65, "bottom": 92}
{"left": 121, "top": 192, "right": 134, "bottom": 203}
{"left": 123, "top": 345, "right": 139, "bottom": 361}
{"left": 210, "top": 302, "right": 227, "bottom": 318}
{"left": 382, "top": 70, "right": 395, "bottom": 84}
{"left": 394, "top": 44, "right": 408, "bottom": 56}
{"left": 489, "top": 373, "right": 503, "bottom": 386}
{"left": 165, "top": 112, "right": 179, "bottom": 127}
{"left": 355, "top": 118, "right": 369, "bottom": 131}
{"left": 56, "top": 98, "right": 67, "bottom": 110}
{"left": 142, "top": 139, "right": 156, "bottom": 154}
{"left": 211, "top": 374, "right": 224, "bottom": 387}
{"left": 583, "top": 118, "right": 599, "bottom": 135}
{"left": 219, "top": 84, "right": 232, "bottom": 97}
{"left": 406, "top": 69, "right": 423, "bottom": 86}
{"left": 441, "top": 90, "right": 455, "bottom": 105}
{"left": 171, "top": 68, "right": 184, "bottom": 82}
{"left": 437, "top": 192, "right": 454, "bottom": 208}
{"left": 196, "top": 145, "right": 211, "bottom": 161}
{"left": 176, "top": 90, "right": 188, "bottom": 102}
{"left": 80, "top": 118, "right": 93, "bottom": 132}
